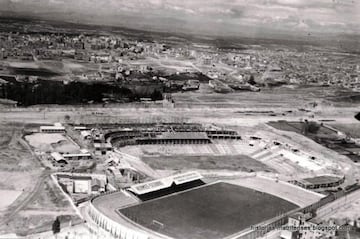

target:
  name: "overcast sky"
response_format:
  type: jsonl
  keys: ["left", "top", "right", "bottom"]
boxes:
{"left": 1, "top": 0, "right": 359, "bottom": 37}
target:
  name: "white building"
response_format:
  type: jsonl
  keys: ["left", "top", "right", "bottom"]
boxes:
{"left": 73, "top": 176, "right": 92, "bottom": 194}
{"left": 40, "top": 123, "right": 65, "bottom": 133}
{"left": 62, "top": 149, "right": 92, "bottom": 160}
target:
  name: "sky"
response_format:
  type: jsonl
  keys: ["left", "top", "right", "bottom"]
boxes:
{"left": 0, "top": 0, "right": 359, "bottom": 37}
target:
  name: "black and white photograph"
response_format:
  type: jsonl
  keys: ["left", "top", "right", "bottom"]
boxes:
{"left": 0, "top": 0, "right": 359, "bottom": 238}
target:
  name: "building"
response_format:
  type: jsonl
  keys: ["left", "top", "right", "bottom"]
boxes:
{"left": 40, "top": 123, "right": 66, "bottom": 133}
{"left": 62, "top": 149, "right": 92, "bottom": 160}
{"left": 50, "top": 152, "right": 68, "bottom": 165}
{"left": 74, "top": 126, "right": 88, "bottom": 131}
{"left": 94, "top": 142, "right": 113, "bottom": 155}
{"left": 57, "top": 173, "right": 107, "bottom": 195}
{"left": 73, "top": 176, "right": 92, "bottom": 194}
{"left": 289, "top": 175, "right": 345, "bottom": 190}
{"left": 281, "top": 212, "right": 337, "bottom": 239}
{"left": 136, "top": 132, "right": 211, "bottom": 145}
{"left": 128, "top": 171, "right": 204, "bottom": 201}
{"left": 205, "top": 129, "right": 242, "bottom": 140}
{"left": 91, "top": 178, "right": 106, "bottom": 193}
{"left": 80, "top": 130, "right": 92, "bottom": 140}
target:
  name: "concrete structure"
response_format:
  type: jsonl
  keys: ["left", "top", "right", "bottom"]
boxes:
{"left": 289, "top": 175, "right": 345, "bottom": 190}
{"left": 136, "top": 132, "right": 211, "bottom": 145}
{"left": 51, "top": 152, "right": 68, "bottom": 165}
{"left": 281, "top": 212, "right": 337, "bottom": 239}
{"left": 63, "top": 149, "right": 92, "bottom": 160}
{"left": 94, "top": 142, "right": 113, "bottom": 155}
{"left": 87, "top": 172, "right": 204, "bottom": 239}
{"left": 92, "top": 178, "right": 106, "bottom": 193}
{"left": 73, "top": 176, "right": 92, "bottom": 194}
{"left": 40, "top": 123, "right": 66, "bottom": 133}
{"left": 80, "top": 130, "right": 92, "bottom": 140}
{"left": 206, "top": 130, "right": 242, "bottom": 140}
{"left": 88, "top": 193, "right": 153, "bottom": 239}
{"left": 105, "top": 124, "right": 241, "bottom": 147}
{"left": 86, "top": 173, "right": 360, "bottom": 239}
{"left": 57, "top": 173, "right": 107, "bottom": 195}
{"left": 128, "top": 171, "right": 203, "bottom": 195}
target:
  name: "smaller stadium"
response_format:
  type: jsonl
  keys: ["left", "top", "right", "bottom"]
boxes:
{"left": 88, "top": 172, "right": 309, "bottom": 239}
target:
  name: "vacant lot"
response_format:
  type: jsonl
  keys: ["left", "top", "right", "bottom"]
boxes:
{"left": 0, "top": 124, "right": 41, "bottom": 171}
{"left": 0, "top": 123, "right": 79, "bottom": 236}
{"left": 120, "top": 182, "right": 298, "bottom": 239}
{"left": 329, "top": 123, "right": 360, "bottom": 138}
{"left": 141, "top": 154, "right": 274, "bottom": 172}
{"left": 0, "top": 190, "right": 22, "bottom": 211}
{"left": 268, "top": 121, "right": 336, "bottom": 136}
{"left": 268, "top": 120, "right": 360, "bottom": 163}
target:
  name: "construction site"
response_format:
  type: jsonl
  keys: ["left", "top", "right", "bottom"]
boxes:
{"left": 0, "top": 96, "right": 360, "bottom": 239}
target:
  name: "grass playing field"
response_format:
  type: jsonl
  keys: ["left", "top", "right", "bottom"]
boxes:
{"left": 120, "top": 182, "right": 298, "bottom": 239}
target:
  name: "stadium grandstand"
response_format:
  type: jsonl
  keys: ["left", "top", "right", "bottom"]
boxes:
{"left": 128, "top": 171, "right": 205, "bottom": 201}
{"left": 103, "top": 122, "right": 241, "bottom": 147}
{"left": 289, "top": 175, "right": 345, "bottom": 190}
{"left": 87, "top": 171, "right": 360, "bottom": 239}
{"left": 136, "top": 132, "right": 211, "bottom": 145}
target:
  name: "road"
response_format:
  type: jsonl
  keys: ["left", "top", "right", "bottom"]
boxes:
{"left": 315, "top": 189, "right": 360, "bottom": 220}
{"left": 2, "top": 170, "right": 51, "bottom": 225}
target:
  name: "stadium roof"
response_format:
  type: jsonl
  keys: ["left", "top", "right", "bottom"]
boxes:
{"left": 301, "top": 175, "right": 344, "bottom": 185}
{"left": 157, "top": 132, "right": 209, "bottom": 140}
{"left": 40, "top": 125, "right": 66, "bottom": 130}
{"left": 173, "top": 172, "right": 203, "bottom": 184}
{"left": 129, "top": 171, "right": 203, "bottom": 195}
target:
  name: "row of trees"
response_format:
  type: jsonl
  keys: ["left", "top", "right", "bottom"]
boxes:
{"left": 1, "top": 80, "right": 163, "bottom": 106}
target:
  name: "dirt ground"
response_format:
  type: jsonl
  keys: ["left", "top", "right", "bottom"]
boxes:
{"left": 0, "top": 123, "right": 79, "bottom": 236}
{"left": 141, "top": 154, "right": 275, "bottom": 172}
{"left": 329, "top": 123, "right": 360, "bottom": 138}
{"left": 25, "top": 133, "right": 79, "bottom": 153}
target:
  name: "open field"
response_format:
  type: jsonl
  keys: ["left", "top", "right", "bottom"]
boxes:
{"left": 3, "top": 59, "right": 99, "bottom": 77}
{"left": 0, "top": 124, "right": 41, "bottom": 171}
{"left": 329, "top": 123, "right": 360, "bottom": 138}
{"left": 0, "top": 123, "right": 79, "bottom": 236}
{"left": 268, "top": 120, "right": 360, "bottom": 163}
{"left": 120, "top": 182, "right": 298, "bottom": 239}
{"left": 0, "top": 175, "right": 80, "bottom": 235}
{"left": 0, "top": 190, "right": 22, "bottom": 211}
{"left": 141, "top": 154, "right": 275, "bottom": 172}
{"left": 172, "top": 85, "right": 358, "bottom": 108}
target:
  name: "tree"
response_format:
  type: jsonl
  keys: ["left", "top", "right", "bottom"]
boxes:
{"left": 52, "top": 217, "right": 61, "bottom": 235}
{"left": 150, "top": 90, "right": 163, "bottom": 101}
{"left": 248, "top": 75, "right": 256, "bottom": 85}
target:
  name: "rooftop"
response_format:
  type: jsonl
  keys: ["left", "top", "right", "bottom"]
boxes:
{"left": 51, "top": 152, "right": 65, "bottom": 162}
{"left": 129, "top": 171, "right": 203, "bottom": 195}
{"left": 302, "top": 175, "right": 344, "bottom": 185}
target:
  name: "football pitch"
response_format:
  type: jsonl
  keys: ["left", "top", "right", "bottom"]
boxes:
{"left": 120, "top": 182, "right": 298, "bottom": 239}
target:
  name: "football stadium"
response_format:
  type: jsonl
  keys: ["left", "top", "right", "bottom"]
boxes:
{"left": 82, "top": 122, "right": 346, "bottom": 239}
{"left": 87, "top": 171, "right": 325, "bottom": 239}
